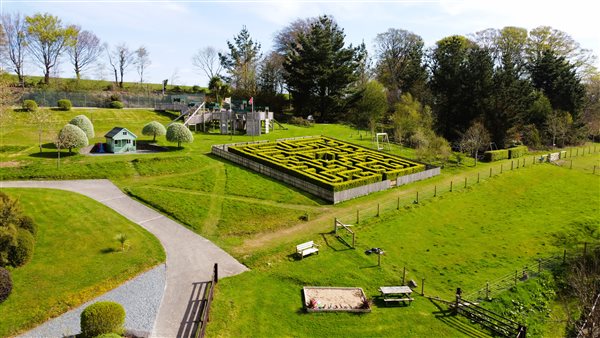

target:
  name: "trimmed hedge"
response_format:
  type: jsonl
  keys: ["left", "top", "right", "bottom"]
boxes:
{"left": 80, "top": 301, "right": 125, "bottom": 338}
{"left": 109, "top": 101, "right": 124, "bottom": 109}
{"left": 57, "top": 99, "right": 72, "bottom": 111}
{"left": 483, "top": 149, "right": 509, "bottom": 162}
{"left": 8, "top": 228, "right": 35, "bottom": 267}
{"left": 23, "top": 100, "right": 38, "bottom": 112}
{"left": 508, "top": 145, "right": 528, "bottom": 159}
{"left": 0, "top": 267, "right": 12, "bottom": 304}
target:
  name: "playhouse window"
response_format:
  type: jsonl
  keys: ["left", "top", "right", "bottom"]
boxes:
{"left": 123, "top": 131, "right": 127, "bottom": 135}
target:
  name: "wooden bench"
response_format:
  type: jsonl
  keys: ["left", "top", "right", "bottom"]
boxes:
{"left": 384, "top": 297, "right": 414, "bottom": 303}
{"left": 296, "top": 241, "right": 319, "bottom": 259}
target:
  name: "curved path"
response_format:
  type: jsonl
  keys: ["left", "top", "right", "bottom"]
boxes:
{"left": 1, "top": 179, "right": 248, "bottom": 338}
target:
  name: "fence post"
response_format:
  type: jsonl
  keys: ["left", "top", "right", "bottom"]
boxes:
{"left": 357, "top": 210, "right": 360, "bottom": 224}
{"left": 517, "top": 159, "right": 520, "bottom": 168}
{"left": 563, "top": 249, "right": 567, "bottom": 264}
{"left": 334, "top": 218, "right": 338, "bottom": 234}
{"left": 570, "top": 160, "right": 573, "bottom": 169}
{"left": 576, "top": 148, "right": 579, "bottom": 156}
{"left": 486, "top": 281, "right": 490, "bottom": 300}
{"left": 450, "top": 181, "right": 453, "bottom": 192}
{"left": 514, "top": 270, "right": 518, "bottom": 286}
{"left": 434, "top": 185, "right": 437, "bottom": 197}
{"left": 538, "top": 258, "right": 542, "bottom": 273}
{"left": 511, "top": 161, "right": 514, "bottom": 170}
{"left": 397, "top": 196, "right": 400, "bottom": 210}
{"left": 501, "top": 163, "right": 503, "bottom": 173}
{"left": 594, "top": 165, "right": 597, "bottom": 175}
{"left": 464, "top": 177, "right": 467, "bottom": 188}
{"left": 477, "top": 172, "right": 480, "bottom": 183}
{"left": 489, "top": 168, "right": 492, "bottom": 178}
{"left": 416, "top": 191, "right": 419, "bottom": 204}
{"left": 523, "top": 158, "right": 526, "bottom": 167}
{"left": 421, "top": 278, "right": 425, "bottom": 295}
{"left": 214, "top": 263, "right": 219, "bottom": 284}
{"left": 402, "top": 266, "right": 406, "bottom": 285}
{"left": 377, "top": 203, "right": 380, "bottom": 217}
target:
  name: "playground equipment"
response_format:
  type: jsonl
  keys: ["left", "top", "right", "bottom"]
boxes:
{"left": 334, "top": 218, "right": 355, "bottom": 249}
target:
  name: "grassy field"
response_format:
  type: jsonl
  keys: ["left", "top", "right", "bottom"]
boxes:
{"left": 0, "top": 188, "right": 165, "bottom": 337}
{"left": 206, "top": 159, "right": 599, "bottom": 337}
{"left": 1, "top": 108, "right": 598, "bottom": 336}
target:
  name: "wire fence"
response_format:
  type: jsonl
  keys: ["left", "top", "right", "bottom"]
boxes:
{"left": 20, "top": 90, "right": 172, "bottom": 108}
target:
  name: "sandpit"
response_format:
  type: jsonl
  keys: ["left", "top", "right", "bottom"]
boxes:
{"left": 303, "top": 287, "right": 370, "bottom": 313}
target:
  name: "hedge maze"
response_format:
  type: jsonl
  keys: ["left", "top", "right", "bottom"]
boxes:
{"left": 228, "top": 136, "right": 425, "bottom": 192}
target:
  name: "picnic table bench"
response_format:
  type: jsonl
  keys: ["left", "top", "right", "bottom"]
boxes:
{"left": 379, "top": 286, "right": 414, "bottom": 305}
{"left": 296, "top": 241, "right": 319, "bottom": 259}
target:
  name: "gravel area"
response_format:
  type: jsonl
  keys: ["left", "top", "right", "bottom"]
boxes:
{"left": 19, "top": 264, "right": 166, "bottom": 338}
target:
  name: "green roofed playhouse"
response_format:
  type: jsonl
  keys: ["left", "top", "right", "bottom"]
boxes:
{"left": 104, "top": 127, "right": 137, "bottom": 153}
{"left": 212, "top": 136, "right": 440, "bottom": 203}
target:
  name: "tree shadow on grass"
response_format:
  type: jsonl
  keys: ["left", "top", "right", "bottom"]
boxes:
{"left": 100, "top": 247, "right": 117, "bottom": 254}
{"left": 29, "top": 151, "right": 78, "bottom": 159}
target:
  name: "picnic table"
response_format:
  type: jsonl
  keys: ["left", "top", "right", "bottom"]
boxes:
{"left": 379, "top": 286, "right": 414, "bottom": 305}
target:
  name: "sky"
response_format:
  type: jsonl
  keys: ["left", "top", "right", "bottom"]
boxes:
{"left": 2, "top": 0, "right": 599, "bottom": 87}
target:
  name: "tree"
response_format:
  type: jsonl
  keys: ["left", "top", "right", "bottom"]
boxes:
{"left": 166, "top": 123, "right": 194, "bottom": 148}
{"left": 582, "top": 74, "right": 600, "bottom": 140}
{"left": 459, "top": 121, "right": 491, "bottom": 166}
{"left": 1, "top": 13, "right": 27, "bottom": 85}
{"left": 134, "top": 46, "right": 150, "bottom": 84}
{"left": 67, "top": 27, "right": 102, "bottom": 80}
{"left": 350, "top": 80, "right": 387, "bottom": 133}
{"left": 529, "top": 50, "right": 585, "bottom": 117}
{"left": 192, "top": 46, "right": 223, "bottom": 83}
{"left": 29, "top": 108, "right": 51, "bottom": 153}
{"left": 56, "top": 124, "right": 88, "bottom": 153}
{"left": 107, "top": 43, "right": 133, "bottom": 88}
{"left": 283, "top": 15, "right": 362, "bottom": 122}
{"left": 219, "top": 26, "right": 262, "bottom": 97}
{"left": 207, "top": 76, "right": 231, "bottom": 105}
{"left": 273, "top": 17, "right": 317, "bottom": 55}
{"left": 373, "top": 28, "right": 427, "bottom": 102}
{"left": 391, "top": 92, "right": 433, "bottom": 146}
{"left": 142, "top": 121, "right": 166, "bottom": 141}
{"left": 69, "top": 114, "right": 94, "bottom": 138}
{"left": 545, "top": 110, "right": 572, "bottom": 147}
{"left": 25, "top": 13, "right": 77, "bottom": 85}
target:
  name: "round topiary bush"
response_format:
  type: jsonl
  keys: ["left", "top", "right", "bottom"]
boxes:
{"left": 56, "top": 124, "right": 89, "bottom": 153}
{"left": 142, "top": 121, "right": 166, "bottom": 142}
{"left": 0, "top": 267, "right": 12, "bottom": 304}
{"left": 80, "top": 301, "right": 125, "bottom": 338}
{"left": 57, "top": 99, "right": 73, "bottom": 111}
{"left": 8, "top": 228, "right": 35, "bottom": 267}
{"left": 69, "top": 115, "right": 94, "bottom": 138}
{"left": 18, "top": 216, "right": 37, "bottom": 237}
{"left": 23, "top": 100, "right": 38, "bottom": 112}
{"left": 109, "top": 101, "right": 124, "bottom": 109}
{"left": 166, "top": 122, "right": 194, "bottom": 148}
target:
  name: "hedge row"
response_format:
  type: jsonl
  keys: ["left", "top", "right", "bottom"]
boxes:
{"left": 483, "top": 149, "right": 509, "bottom": 162}
{"left": 508, "top": 145, "right": 528, "bottom": 159}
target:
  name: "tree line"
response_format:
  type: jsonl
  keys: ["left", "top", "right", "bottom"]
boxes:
{"left": 1, "top": 12, "right": 599, "bottom": 153}
{"left": 197, "top": 15, "right": 598, "bottom": 154}
{"left": 0, "top": 12, "right": 150, "bottom": 88}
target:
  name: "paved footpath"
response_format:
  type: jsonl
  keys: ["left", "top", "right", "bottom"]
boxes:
{"left": 1, "top": 180, "right": 248, "bottom": 338}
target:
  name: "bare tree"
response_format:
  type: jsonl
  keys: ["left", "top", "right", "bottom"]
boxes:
{"left": 134, "top": 46, "right": 151, "bottom": 84}
{"left": 545, "top": 110, "right": 571, "bottom": 147}
{"left": 107, "top": 43, "right": 133, "bottom": 88}
{"left": 1, "top": 13, "right": 27, "bottom": 86}
{"left": 29, "top": 108, "right": 51, "bottom": 153}
{"left": 25, "top": 13, "right": 77, "bottom": 85}
{"left": 459, "top": 121, "right": 491, "bottom": 166}
{"left": 67, "top": 27, "right": 102, "bottom": 80}
{"left": 191, "top": 46, "right": 222, "bottom": 84}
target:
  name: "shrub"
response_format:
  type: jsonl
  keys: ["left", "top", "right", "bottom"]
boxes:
{"left": 109, "top": 101, "right": 124, "bottom": 109}
{"left": 483, "top": 149, "right": 509, "bottom": 162}
{"left": 95, "top": 334, "right": 122, "bottom": 338}
{"left": 0, "top": 267, "right": 12, "bottom": 304}
{"left": 57, "top": 99, "right": 72, "bottom": 111}
{"left": 109, "top": 93, "right": 121, "bottom": 102}
{"left": 166, "top": 123, "right": 194, "bottom": 148}
{"left": 69, "top": 115, "right": 95, "bottom": 138}
{"left": 23, "top": 100, "right": 38, "bottom": 112}
{"left": 508, "top": 145, "right": 528, "bottom": 159}
{"left": 18, "top": 216, "right": 37, "bottom": 237}
{"left": 142, "top": 121, "right": 167, "bottom": 142}
{"left": 8, "top": 228, "right": 35, "bottom": 267}
{"left": 80, "top": 301, "right": 126, "bottom": 338}
{"left": 289, "top": 116, "right": 312, "bottom": 127}
{"left": 56, "top": 124, "right": 89, "bottom": 153}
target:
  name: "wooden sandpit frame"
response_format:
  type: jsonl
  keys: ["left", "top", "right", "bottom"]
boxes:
{"left": 303, "top": 286, "right": 371, "bottom": 313}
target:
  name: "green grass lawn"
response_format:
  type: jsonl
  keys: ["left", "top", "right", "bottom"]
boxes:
{"left": 0, "top": 188, "right": 165, "bottom": 337}
{"left": 206, "top": 161, "right": 599, "bottom": 337}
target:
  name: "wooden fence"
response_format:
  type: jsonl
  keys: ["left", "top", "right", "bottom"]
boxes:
{"left": 195, "top": 263, "right": 219, "bottom": 338}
